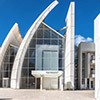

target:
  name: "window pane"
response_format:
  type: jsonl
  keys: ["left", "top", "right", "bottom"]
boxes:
{"left": 44, "top": 30, "right": 50, "bottom": 38}
{"left": 37, "top": 30, "right": 43, "bottom": 38}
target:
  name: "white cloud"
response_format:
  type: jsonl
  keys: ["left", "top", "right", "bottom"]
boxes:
{"left": 87, "top": 37, "right": 93, "bottom": 41}
{"left": 75, "top": 35, "right": 93, "bottom": 46}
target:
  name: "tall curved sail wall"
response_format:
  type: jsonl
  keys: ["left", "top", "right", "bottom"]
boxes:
{"left": 0, "top": 23, "right": 22, "bottom": 87}
{"left": 64, "top": 2, "right": 75, "bottom": 90}
{"left": 94, "top": 14, "right": 100, "bottom": 99}
{"left": 11, "top": 0, "right": 59, "bottom": 89}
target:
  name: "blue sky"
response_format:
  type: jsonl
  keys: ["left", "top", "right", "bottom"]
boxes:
{"left": 0, "top": 0, "right": 100, "bottom": 46}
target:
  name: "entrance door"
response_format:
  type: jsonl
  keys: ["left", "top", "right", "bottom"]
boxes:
{"left": 87, "top": 79, "right": 89, "bottom": 89}
{"left": 91, "top": 81, "right": 94, "bottom": 89}
{"left": 36, "top": 78, "right": 40, "bottom": 89}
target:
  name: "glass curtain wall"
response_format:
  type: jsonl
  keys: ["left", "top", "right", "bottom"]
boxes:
{"left": 21, "top": 23, "right": 64, "bottom": 89}
{"left": 0, "top": 45, "right": 18, "bottom": 87}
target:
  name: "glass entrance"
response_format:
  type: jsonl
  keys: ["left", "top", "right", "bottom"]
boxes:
{"left": 36, "top": 78, "right": 40, "bottom": 89}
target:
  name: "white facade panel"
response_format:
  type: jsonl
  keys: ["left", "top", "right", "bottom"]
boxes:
{"left": 43, "top": 77, "right": 58, "bottom": 89}
{"left": 94, "top": 14, "right": 100, "bottom": 99}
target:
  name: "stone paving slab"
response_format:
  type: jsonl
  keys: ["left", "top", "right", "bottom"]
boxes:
{"left": 0, "top": 88, "right": 95, "bottom": 100}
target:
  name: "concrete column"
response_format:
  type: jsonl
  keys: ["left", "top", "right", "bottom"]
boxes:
{"left": 85, "top": 78, "right": 87, "bottom": 89}
{"left": 59, "top": 75, "right": 63, "bottom": 91}
{"left": 93, "top": 78, "right": 95, "bottom": 89}
{"left": 40, "top": 75, "right": 43, "bottom": 90}
{"left": 35, "top": 78, "right": 37, "bottom": 89}
{"left": 89, "top": 78, "right": 91, "bottom": 89}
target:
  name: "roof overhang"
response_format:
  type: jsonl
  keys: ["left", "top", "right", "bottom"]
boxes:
{"left": 31, "top": 70, "right": 63, "bottom": 78}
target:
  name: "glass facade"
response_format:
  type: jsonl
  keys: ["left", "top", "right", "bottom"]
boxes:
{"left": 0, "top": 45, "right": 18, "bottom": 87}
{"left": 36, "top": 45, "right": 59, "bottom": 70}
{"left": 21, "top": 23, "right": 64, "bottom": 89}
{"left": 42, "top": 50, "right": 58, "bottom": 70}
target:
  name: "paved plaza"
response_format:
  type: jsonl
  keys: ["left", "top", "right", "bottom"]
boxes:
{"left": 0, "top": 88, "right": 95, "bottom": 100}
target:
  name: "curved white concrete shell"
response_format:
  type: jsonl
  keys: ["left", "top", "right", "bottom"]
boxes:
{"left": 0, "top": 23, "right": 22, "bottom": 68}
{"left": 94, "top": 14, "right": 100, "bottom": 99}
{"left": 0, "top": 23, "right": 22, "bottom": 87}
{"left": 11, "top": 0, "right": 59, "bottom": 89}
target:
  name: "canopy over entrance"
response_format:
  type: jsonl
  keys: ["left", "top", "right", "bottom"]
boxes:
{"left": 31, "top": 70, "right": 63, "bottom": 90}
{"left": 31, "top": 70, "right": 63, "bottom": 78}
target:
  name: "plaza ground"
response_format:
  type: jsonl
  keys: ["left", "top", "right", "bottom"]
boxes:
{"left": 0, "top": 88, "right": 95, "bottom": 100}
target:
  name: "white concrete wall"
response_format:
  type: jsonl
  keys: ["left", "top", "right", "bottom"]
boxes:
{"left": 43, "top": 77, "right": 58, "bottom": 90}
{"left": 64, "top": 2, "right": 75, "bottom": 90}
{"left": 94, "top": 14, "right": 100, "bottom": 99}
